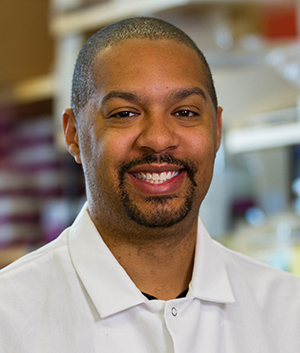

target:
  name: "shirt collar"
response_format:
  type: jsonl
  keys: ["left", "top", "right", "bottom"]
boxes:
{"left": 69, "top": 203, "right": 235, "bottom": 319}
{"left": 68, "top": 203, "right": 146, "bottom": 319}
{"left": 188, "top": 218, "right": 235, "bottom": 304}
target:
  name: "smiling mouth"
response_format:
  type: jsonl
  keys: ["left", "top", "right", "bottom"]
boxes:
{"left": 131, "top": 170, "right": 182, "bottom": 184}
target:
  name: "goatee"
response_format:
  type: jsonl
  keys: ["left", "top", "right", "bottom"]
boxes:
{"left": 117, "top": 154, "right": 198, "bottom": 228}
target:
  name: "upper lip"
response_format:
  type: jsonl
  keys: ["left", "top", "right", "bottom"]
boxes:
{"left": 128, "top": 164, "right": 183, "bottom": 174}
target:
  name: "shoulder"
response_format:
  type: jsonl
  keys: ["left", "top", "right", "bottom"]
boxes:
{"left": 0, "top": 227, "right": 78, "bottom": 320}
{"left": 0, "top": 227, "right": 86, "bottom": 348}
{"left": 0, "top": 227, "right": 71, "bottom": 293}
{"left": 214, "top": 240, "right": 300, "bottom": 303}
{"left": 211, "top": 240, "right": 300, "bottom": 351}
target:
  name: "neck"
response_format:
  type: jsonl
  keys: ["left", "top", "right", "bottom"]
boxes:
{"left": 94, "top": 214, "right": 198, "bottom": 300}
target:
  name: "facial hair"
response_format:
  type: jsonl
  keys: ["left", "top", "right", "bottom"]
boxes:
{"left": 117, "top": 154, "right": 198, "bottom": 228}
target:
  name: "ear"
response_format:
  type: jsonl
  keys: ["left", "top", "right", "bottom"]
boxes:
{"left": 62, "top": 109, "right": 82, "bottom": 164}
{"left": 215, "top": 106, "right": 223, "bottom": 152}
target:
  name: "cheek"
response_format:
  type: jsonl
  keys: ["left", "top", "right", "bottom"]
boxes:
{"left": 84, "top": 130, "right": 136, "bottom": 183}
{"left": 183, "top": 131, "right": 216, "bottom": 161}
{"left": 183, "top": 132, "right": 217, "bottom": 183}
{"left": 101, "top": 130, "right": 135, "bottom": 164}
{"left": 77, "top": 125, "right": 107, "bottom": 183}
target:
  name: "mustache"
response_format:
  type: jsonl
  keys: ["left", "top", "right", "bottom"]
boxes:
{"left": 118, "top": 153, "right": 198, "bottom": 187}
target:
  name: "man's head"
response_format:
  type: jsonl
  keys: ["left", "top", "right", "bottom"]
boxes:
{"left": 63, "top": 17, "right": 222, "bottom": 241}
{"left": 71, "top": 17, "right": 218, "bottom": 120}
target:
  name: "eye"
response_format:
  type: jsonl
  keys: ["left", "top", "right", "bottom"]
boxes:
{"left": 109, "top": 110, "right": 139, "bottom": 119}
{"left": 173, "top": 109, "right": 199, "bottom": 118}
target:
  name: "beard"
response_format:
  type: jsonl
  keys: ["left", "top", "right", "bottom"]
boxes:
{"left": 117, "top": 154, "right": 198, "bottom": 228}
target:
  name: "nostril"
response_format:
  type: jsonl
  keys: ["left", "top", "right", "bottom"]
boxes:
{"left": 136, "top": 123, "right": 179, "bottom": 153}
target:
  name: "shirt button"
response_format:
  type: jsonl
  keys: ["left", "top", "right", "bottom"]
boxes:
{"left": 171, "top": 307, "right": 177, "bottom": 316}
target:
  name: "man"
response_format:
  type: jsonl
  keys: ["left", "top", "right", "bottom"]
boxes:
{"left": 0, "top": 17, "right": 300, "bottom": 352}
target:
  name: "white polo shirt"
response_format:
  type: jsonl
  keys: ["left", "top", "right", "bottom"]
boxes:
{"left": 1, "top": 203, "right": 300, "bottom": 352}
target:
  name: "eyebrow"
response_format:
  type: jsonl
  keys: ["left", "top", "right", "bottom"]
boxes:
{"left": 168, "top": 87, "right": 207, "bottom": 102}
{"left": 100, "top": 87, "right": 207, "bottom": 106}
{"left": 101, "top": 91, "right": 138, "bottom": 106}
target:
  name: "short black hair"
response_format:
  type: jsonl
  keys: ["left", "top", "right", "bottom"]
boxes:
{"left": 71, "top": 17, "right": 218, "bottom": 118}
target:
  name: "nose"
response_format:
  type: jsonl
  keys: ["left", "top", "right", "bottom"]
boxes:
{"left": 135, "top": 113, "right": 180, "bottom": 154}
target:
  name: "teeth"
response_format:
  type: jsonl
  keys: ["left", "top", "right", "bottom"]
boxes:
{"left": 133, "top": 171, "right": 180, "bottom": 184}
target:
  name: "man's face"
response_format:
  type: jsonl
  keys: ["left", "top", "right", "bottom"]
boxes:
{"left": 75, "top": 38, "right": 222, "bottom": 231}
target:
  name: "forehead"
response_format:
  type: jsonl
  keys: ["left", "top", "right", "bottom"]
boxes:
{"left": 92, "top": 38, "right": 206, "bottom": 90}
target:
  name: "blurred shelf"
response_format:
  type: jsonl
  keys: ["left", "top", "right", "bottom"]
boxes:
{"left": 50, "top": 0, "right": 292, "bottom": 37}
{"left": 50, "top": 0, "right": 189, "bottom": 36}
{"left": 0, "top": 74, "right": 55, "bottom": 106}
{"left": 225, "top": 120, "right": 300, "bottom": 154}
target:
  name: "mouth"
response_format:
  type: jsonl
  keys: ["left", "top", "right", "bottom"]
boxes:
{"left": 118, "top": 154, "right": 197, "bottom": 197}
{"left": 126, "top": 164, "right": 185, "bottom": 196}
{"left": 131, "top": 170, "right": 181, "bottom": 184}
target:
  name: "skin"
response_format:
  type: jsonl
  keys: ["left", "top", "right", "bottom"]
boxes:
{"left": 63, "top": 38, "right": 222, "bottom": 300}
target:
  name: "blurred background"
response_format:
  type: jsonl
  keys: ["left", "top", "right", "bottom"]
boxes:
{"left": 0, "top": 0, "right": 300, "bottom": 274}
